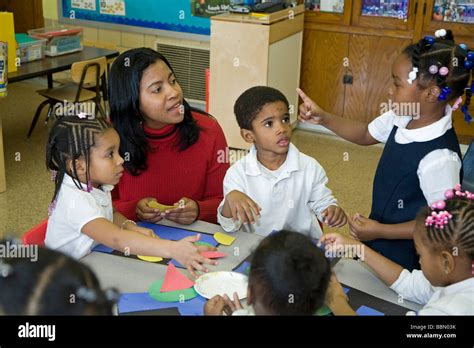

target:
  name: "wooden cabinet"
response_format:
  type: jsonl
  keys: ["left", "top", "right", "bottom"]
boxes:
{"left": 301, "top": 0, "right": 474, "bottom": 143}
{"left": 210, "top": 5, "right": 305, "bottom": 149}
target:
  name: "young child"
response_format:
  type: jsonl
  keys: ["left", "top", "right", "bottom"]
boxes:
{"left": 0, "top": 239, "right": 118, "bottom": 315}
{"left": 321, "top": 187, "right": 474, "bottom": 315}
{"left": 44, "top": 116, "right": 215, "bottom": 277}
{"left": 204, "top": 230, "right": 331, "bottom": 315}
{"left": 217, "top": 86, "right": 347, "bottom": 238}
{"left": 298, "top": 29, "right": 473, "bottom": 270}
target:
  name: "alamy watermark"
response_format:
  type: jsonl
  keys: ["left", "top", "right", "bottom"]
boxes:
{"left": 324, "top": 243, "right": 365, "bottom": 261}
{"left": 54, "top": 101, "right": 96, "bottom": 118}
{"left": 0, "top": 240, "right": 38, "bottom": 262}
{"left": 381, "top": 100, "right": 420, "bottom": 119}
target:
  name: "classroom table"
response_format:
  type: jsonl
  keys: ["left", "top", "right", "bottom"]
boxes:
{"left": 0, "top": 46, "right": 120, "bottom": 193}
{"left": 9, "top": 46, "right": 119, "bottom": 88}
{"left": 81, "top": 219, "right": 423, "bottom": 315}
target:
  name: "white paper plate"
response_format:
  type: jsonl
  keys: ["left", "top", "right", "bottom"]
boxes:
{"left": 194, "top": 271, "right": 248, "bottom": 300}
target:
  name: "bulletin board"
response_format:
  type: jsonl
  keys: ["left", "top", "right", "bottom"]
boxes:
{"left": 59, "top": 0, "right": 231, "bottom": 40}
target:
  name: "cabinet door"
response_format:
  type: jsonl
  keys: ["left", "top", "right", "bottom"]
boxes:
{"left": 300, "top": 29, "right": 349, "bottom": 117}
{"left": 352, "top": 0, "right": 418, "bottom": 30}
{"left": 304, "top": 0, "right": 352, "bottom": 25}
{"left": 344, "top": 35, "right": 412, "bottom": 122}
{"left": 422, "top": 0, "right": 474, "bottom": 43}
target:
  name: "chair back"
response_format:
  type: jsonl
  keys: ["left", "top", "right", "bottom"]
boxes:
{"left": 71, "top": 56, "right": 106, "bottom": 103}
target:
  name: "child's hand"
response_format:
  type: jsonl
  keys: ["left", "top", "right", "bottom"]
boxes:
{"left": 196, "top": 244, "right": 217, "bottom": 253}
{"left": 319, "top": 232, "right": 360, "bottom": 256}
{"left": 204, "top": 295, "right": 226, "bottom": 315}
{"left": 348, "top": 213, "right": 382, "bottom": 241}
{"left": 321, "top": 205, "right": 347, "bottom": 227}
{"left": 171, "top": 234, "right": 217, "bottom": 278}
{"left": 225, "top": 190, "right": 261, "bottom": 225}
{"left": 222, "top": 292, "right": 244, "bottom": 315}
{"left": 319, "top": 232, "right": 355, "bottom": 248}
{"left": 136, "top": 198, "right": 163, "bottom": 223}
{"left": 163, "top": 197, "right": 199, "bottom": 225}
{"left": 297, "top": 88, "right": 327, "bottom": 125}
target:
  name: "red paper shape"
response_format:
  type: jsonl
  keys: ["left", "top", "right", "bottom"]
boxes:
{"left": 201, "top": 251, "right": 227, "bottom": 259}
{"left": 160, "top": 263, "right": 194, "bottom": 292}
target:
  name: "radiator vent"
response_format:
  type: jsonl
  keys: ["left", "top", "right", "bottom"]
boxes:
{"left": 156, "top": 43, "right": 210, "bottom": 102}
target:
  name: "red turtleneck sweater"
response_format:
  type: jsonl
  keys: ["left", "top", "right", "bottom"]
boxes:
{"left": 112, "top": 112, "right": 229, "bottom": 223}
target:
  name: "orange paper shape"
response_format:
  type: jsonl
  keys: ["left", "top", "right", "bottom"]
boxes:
{"left": 160, "top": 263, "right": 194, "bottom": 292}
{"left": 201, "top": 251, "right": 227, "bottom": 259}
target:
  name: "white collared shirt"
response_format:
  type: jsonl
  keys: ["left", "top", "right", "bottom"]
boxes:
{"left": 368, "top": 106, "right": 462, "bottom": 205}
{"left": 45, "top": 174, "right": 114, "bottom": 259}
{"left": 390, "top": 269, "right": 474, "bottom": 315}
{"left": 217, "top": 143, "right": 337, "bottom": 238}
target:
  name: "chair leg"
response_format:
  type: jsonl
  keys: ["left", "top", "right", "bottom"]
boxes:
{"left": 28, "top": 99, "right": 50, "bottom": 138}
{"left": 95, "top": 100, "right": 107, "bottom": 119}
{"left": 44, "top": 103, "right": 55, "bottom": 126}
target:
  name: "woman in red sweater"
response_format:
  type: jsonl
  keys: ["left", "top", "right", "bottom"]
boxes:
{"left": 108, "top": 48, "right": 229, "bottom": 224}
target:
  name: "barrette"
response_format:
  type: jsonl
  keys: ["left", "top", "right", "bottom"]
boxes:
{"left": 435, "top": 29, "right": 447, "bottom": 38}
{"left": 407, "top": 67, "right": 418, "bottom": 84}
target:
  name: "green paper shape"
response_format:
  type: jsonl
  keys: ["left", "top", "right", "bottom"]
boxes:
{"left": 194, "top": 241, "right": 214, "bottom": 248}
{"left": 148, "top": 279, "right": 198, "bottom": 302}
{"left": 315, "top": 305, "right": 332, "bottom": 316}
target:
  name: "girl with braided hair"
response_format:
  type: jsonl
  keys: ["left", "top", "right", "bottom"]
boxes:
{"left": 44, "top": 116, "right": 216, "bottom": 277}
{"left": 321, "top": 186, "right": 474, "bottom": 315}
{"left": 298, "top": 29, "right": 474, "bottom": 271}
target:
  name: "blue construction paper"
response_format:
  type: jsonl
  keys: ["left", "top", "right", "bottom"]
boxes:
{"left": 233, "top": 261, "right": 251, "bottom": 275}
{"left": 92, "top": 244, "right": 114, "bottom": 254}
{"left": 177, "top": 295, "right": 207, "bottom": 316}
{"left": 356, "top": 305, "right": 384, "bottom": 316}
{"left": 118, "top": 293, "right": 176, "bottom": 314}
{"left": 118, "top": 292, "right": 207, "bottom": 316}
{"left": 137, "top": 222, "right": 217, "bottom": 246}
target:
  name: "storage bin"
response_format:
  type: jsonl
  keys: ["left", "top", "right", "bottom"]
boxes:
{"left": 28, "top": 26, "right": 83, "bottom": 57}
{"left": 15, "top": 33, "right": 46, "bottom": 63}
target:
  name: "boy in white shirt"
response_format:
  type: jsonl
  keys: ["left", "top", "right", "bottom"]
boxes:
{"left": 217, "top": 86, "right": 347, "bottom": 238}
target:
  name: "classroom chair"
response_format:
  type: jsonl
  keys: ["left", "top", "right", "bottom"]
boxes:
{"left": 22, "top": 219, "right": 48, "bottom": 246}
{"left": 27, "top": 56, "right": 108, "bottom": 138}
{"left": 462, "top": 140, "right": 474, "bottom": 192}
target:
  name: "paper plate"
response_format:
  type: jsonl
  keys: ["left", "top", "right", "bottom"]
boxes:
{"left": 194, "top": 271, "right": 248, "bottom": 300}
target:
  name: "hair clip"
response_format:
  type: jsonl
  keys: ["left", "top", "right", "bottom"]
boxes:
{"left": 76, "top": 286, "right": 98, "bottom": 303}
{"left": 465, "top": 51, "right": 474, "bottom": 70}
{"left": 459, "top": 44, "right": 468, "bottom": 51}
{"left": 424, "top": 35, "right": 435, "bottom": 45}
{"left": 425, "top": 210, "right": 452, "bottom": 229}
{"left": 435, "top": 29, "right": 447, "bottom": 38}
{"left": 0, "top": 259, "right": 13, "bottom": 278}
{"left": 452, "top": 96, "right": 463, "bottom": 111}
{"left": 50, "top": 170, "right": 57, "bottom": 182}
{"left": 429, "top": 65, "right": 439, "bottom": 74}
{"left": 438, "top": 86, "right": 451, "bottom": 101}
{"left": 77, "top": 112, "right": 88, "bottom": 119}
{"left": 439, "top": 66, "right": 449, "bottom": 76}
{"left": 407, "top": 67, "right": 418, "bottom": 84}
{"left": 431, "top": 200, "right": 446, "bottom": 210}
{"left": 104, "top": 288, "right": 120, "bottom": 303}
